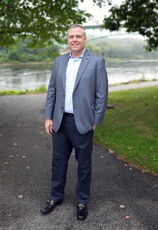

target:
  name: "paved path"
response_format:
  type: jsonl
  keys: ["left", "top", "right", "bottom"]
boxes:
{"left": 0, "top": 83, "right": 158, "bottom": 230}
{"left": 109, "top": 80, "right": 158, "bottom": 92}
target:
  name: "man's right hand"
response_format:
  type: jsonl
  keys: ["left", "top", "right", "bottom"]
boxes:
{"left": 45, "top": 119, "right": 53, "bottom": 135}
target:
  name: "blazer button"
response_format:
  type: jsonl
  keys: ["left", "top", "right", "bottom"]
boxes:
{"left": 61, "top": 106, "right": 64, "bottom": 110}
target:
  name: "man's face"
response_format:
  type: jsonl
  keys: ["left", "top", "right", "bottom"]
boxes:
{"left": 67, "top": 27, "right": 87, "bottom": 55}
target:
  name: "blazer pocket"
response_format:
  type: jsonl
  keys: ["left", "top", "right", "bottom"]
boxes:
{"left": 90, "top": 106, "right": 95, "bottom": 112}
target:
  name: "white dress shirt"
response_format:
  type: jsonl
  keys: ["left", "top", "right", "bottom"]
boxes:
{"left": 64, "top": 49, "right": 85, "bottom": 114}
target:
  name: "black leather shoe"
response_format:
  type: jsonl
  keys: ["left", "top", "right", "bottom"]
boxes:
{"left": 76, "top": 204, "right": 88, "bottom": 221}
{"left": 40, "top": 200, "right": 63, "bottom": 215}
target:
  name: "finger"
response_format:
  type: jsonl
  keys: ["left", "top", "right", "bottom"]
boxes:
{"left": 93, "top": 124, "right": 96, "bottom": 131}
{"left": 49, "top": 125, "right": 52, "bottom": 134}
{"left": 45, "top": 126, "right": 51, "bottom": 135}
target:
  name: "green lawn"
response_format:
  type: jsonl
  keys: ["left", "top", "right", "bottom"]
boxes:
{"left": 94, "top": 86, "right": 158, "bottom": 174}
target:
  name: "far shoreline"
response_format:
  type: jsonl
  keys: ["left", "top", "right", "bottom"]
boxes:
{"left": 1, "top": 58, "right": 158, "bottom": 67}
{"left": 0, "top": 61, "right": 52, "bottom": 67}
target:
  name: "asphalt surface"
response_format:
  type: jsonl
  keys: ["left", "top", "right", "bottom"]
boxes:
{"left": 109, "top": 80, "right": 158, "bottom": 92}
{"left": 0, "top": 85, "right": 158, "bottom": 230}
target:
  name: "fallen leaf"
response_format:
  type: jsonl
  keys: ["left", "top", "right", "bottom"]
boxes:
{"left": 17, "top": 194, "right": 24, "bottom": 199}
{"left": 22, "top": 156, "right": 26, "bottom": 159}
{"left": 4, "top": 162, "right": 9, "bottom": 165}
{"left": 109, "top": 149, "right": 114, "bottom": 153}
{"left": 120, "top": 204, "right": 126, "bottom": 209}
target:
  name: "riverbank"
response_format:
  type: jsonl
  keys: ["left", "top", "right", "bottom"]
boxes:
{"left": 1, "top": 79, "right": 158, "bottom": 95}
{"left": 0, "top": 61, "right": 52, "bottom": 66}
{"left": 0, "top": 85, "right": 47, "bottom": 95}
{"left": 1, "top": 58, "right": 158, "bottom": 66}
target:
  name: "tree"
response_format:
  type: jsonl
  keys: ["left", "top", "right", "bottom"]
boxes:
{"left": 103, "top": 0, "right": 158, "bottom": 51}
{"left": 0, "top": 0, "right": 91, "bottom": 47}
{"left": 1, "top": 0, "right": 157, "bottom": 51}
{"left": 5, "top": 39, "right": 60, "bottom": 62}
{"left": 0, "top": 0, "right": 106, "bottom": 47}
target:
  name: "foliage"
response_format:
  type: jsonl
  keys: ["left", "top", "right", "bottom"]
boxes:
{"left": 95, "top": 86, "right": 158, "bottom": 174}
{"left": 0, "top": 40, "right": 60, "bottom": 63}
{"left": 87, "top": 38, "right": 158, "bottom": 60}
{"left": 0, "top": 0, "right": 157, "bottom": 51}
{"left": 103, "top": 0, "right": 158, "bottom": 51}
{"left": 1, "top": 37, "right": 158, "bottom": 63}
{"left": 0, "top": 0, "right": 91, "bottom": 47}
{"left": 0, "top": 37, "right": 158, "bottom": 63}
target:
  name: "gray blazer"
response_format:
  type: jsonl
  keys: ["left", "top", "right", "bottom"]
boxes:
{"left": 45, "top": 49, "right": 108, "bottom": 134}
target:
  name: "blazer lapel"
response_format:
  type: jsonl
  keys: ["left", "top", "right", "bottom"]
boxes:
{"left": 62, "top": 53, "right": 70, "bottom": 90}
{"left": 73, "top": 50, "right": 91, "bottom": 91}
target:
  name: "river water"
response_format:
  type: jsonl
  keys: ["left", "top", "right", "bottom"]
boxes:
{"left": 0, "top": 60, "right": 158, "bottom": 90}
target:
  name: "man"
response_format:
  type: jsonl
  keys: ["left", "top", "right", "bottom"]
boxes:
{"left": 40, "top": 24, "right": 108, "bottom": 220}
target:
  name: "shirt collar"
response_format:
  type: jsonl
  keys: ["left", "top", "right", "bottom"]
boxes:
{"left": 69, "top": 48, "right": 86, "bottom": 59}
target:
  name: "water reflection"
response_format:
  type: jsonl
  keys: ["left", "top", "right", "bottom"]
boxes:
{"left": 0, "top": 61, "right": 158, "bottom": 90}
{"left": 0, "top": 64, "right": 52, "bottom": 90}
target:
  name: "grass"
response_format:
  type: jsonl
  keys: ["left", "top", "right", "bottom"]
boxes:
{"left": 0, "top": 85, "right": 47, "bottom": 95}
{"left": 94, "top": 86, "right": 158, "bottom": 174}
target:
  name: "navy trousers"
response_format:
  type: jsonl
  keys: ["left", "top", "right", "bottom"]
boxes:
{"left": 51, "top": 113, "right": 94, "bottom": 204}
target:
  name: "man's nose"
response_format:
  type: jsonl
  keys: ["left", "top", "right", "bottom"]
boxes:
{"left": 73, "top": 36, "right": 77, "bottom": 41}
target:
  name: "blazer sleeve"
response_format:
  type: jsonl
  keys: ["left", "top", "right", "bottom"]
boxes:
{"left": 45, "top": 60, "right": 57, "bottom": 120}
{"left": 94, "top": 57, "right": 108, "bottom": 124}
